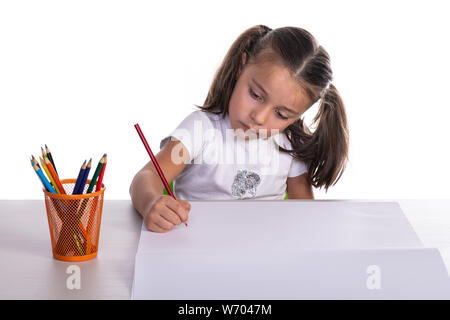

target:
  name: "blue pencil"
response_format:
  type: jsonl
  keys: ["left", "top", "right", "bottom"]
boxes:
{"left": 73, "top": 160, "right": 87, "bottom": 195}
{"left": 77, "top": 158, "right": 91, "bottom": 194}
{"left": 31, "top": 159, "right": 57, "bottom": 193}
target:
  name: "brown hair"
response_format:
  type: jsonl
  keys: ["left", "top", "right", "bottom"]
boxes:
{"left": 195, "top": 25, "right": 349, "bottom": 192}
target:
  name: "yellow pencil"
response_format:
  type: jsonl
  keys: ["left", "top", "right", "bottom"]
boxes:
{"left": 39, "top": 156, "right": 61, "bottom": 194}
{"left": 44, "top": 156, "right": 66, "bottom": 194}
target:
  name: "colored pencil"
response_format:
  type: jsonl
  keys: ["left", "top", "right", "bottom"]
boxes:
{"left": 134, "top": 123, "right": 187, "bottom": 226}
{"left": 134, "top": 124, "right": 174, "bottom": 197}
{"left": 41, "top": 147, "right": 46, "bottom": 161}
{"left": 86, "top": 155, "right": 105, "bottom": 194}
{"left": 55, "top": 157, "right": 88, "bottom": 255}
{"left": 85, "top": 155, "right": 107, "bottom": 254}
{"left": 74, "top": 155, "right": 104, "bottom": 253}
{"left": 73, "top": 233, "right": 85, "bottom": 255}
{"left": 78, "top": 158, "right": 92, "bottom": 194}
{"left": 32, "top": 156, "right": 68, "bottom": 232}
{"left": 95, "top": 154, "right": 107, "bottom": 192}
{"left": 45, "top": 144, "right": 58, "bottom": 176}
{"left": 73, "top": 160, "right": 87, "bottom": 195}
{"left": 67, "top": 157, "right": 89, "bottom": 254}
{"left": 31, "top": 159, "right": 57, "bottom": 193}
{"left": 74, "top": 155, "right": 104, "bottom": 237}
{"left": 44, "top": 156, "right": 66, "bottom": 194}
{"left": 39, "top": 156, "right": 61, "bottom": 194}
{"left": 31, "top": 156, "right": 41, "bottom": 170}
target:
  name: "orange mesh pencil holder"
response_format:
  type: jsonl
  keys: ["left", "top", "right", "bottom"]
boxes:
{"left": 43, "top": 179, "right": 105, "bottom": 262}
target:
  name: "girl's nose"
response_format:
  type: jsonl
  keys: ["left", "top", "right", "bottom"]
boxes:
{"left": 250, "top": 106, "right": 270, "bottom": 127}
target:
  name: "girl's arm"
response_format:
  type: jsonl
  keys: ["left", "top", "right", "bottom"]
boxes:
{"left": 129, "top": 139, "right": 189, "bottom": 218}
{"left": 286, "top": 173, "right": 314, "bottom": 199}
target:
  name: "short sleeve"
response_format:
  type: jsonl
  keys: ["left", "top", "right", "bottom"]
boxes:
{"left": 288, "top": 157, "right": 307, "bottom": 178}
{"left": 275, "top": 132, "right": 307, "bottom": 178}
{"left": 159, "top": 110, "right": 213, "bottom": 162}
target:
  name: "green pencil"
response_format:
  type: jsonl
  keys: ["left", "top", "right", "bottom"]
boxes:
{"left": 69, "top": 155, "right": 105, "bottom": 255}
{"left": 86, "top": 154, "right": 106, "bottom": 194}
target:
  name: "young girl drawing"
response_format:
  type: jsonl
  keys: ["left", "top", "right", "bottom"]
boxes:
{"left": 130, "top": 25, "right": 349, "bottom": 232}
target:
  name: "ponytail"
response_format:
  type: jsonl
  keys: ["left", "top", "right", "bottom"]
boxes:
{"left": 282, "top": 83, "right": 349, "bottom": 192}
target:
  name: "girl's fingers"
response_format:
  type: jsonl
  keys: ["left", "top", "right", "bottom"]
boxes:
{"left": 164, "top": 198, "right": 189, "bottom": 223}
{"left": 146, "top": 221, "right": 166, "bottom": 233}
{"left": 154, "top": 213, "right": 175, "bottom": 230}
{"left": 161, "top": 208, "right": 182, "bottom": 225}
{"left": 180, "top": 199, "right": 191, "bottom": 210}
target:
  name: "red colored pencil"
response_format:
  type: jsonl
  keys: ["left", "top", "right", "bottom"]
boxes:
{"left": 95, "top": 154, "right": 107, "bottom": 192}
{"left": 134, "top": 123, "right": 188, "bottom": 227}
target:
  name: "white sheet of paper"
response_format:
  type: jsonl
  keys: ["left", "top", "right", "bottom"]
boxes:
{"left": 133, "top": 201, "right": 450, "bottom": 299}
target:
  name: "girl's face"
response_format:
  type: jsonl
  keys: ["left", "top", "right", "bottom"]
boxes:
{"left": 228, "top": 53, "right": 312, "bottom": 139}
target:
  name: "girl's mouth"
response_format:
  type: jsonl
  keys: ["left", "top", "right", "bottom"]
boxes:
{"left": 240, "top": 122, "right": 254, "bottom": 132}
{"left": 238, "top": 122, "right": 260, "bottom": 139}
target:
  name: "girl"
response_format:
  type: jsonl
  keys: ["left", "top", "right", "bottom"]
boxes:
{"left": 130, "top": 25, "right": 349, "bottom": 233}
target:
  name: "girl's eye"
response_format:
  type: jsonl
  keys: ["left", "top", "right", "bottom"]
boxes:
{"left": 249, "top": 88, "right": 288, "bottom": 120}
{"left": 275, "top": 110, "right": 288, "bottom": 120}
{"left": 249, "top": 88, "right": 262, "bottom": 101}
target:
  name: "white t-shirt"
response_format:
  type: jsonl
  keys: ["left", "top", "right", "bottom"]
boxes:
{"left": 159, "top": 110, "right": 307, "bottom": 200}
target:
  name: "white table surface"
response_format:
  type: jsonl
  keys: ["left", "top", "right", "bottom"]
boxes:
{"left": 0, "top": 199, "right": 449, "bottom": 299}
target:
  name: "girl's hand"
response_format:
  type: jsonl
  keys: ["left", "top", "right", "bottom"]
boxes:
{"left": 144, "top": 195, "right": 191, "bottom": 232}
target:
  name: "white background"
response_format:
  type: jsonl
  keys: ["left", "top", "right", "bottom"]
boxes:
{"left": 1, "top": 0, "right": 449, "bottom": 200}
